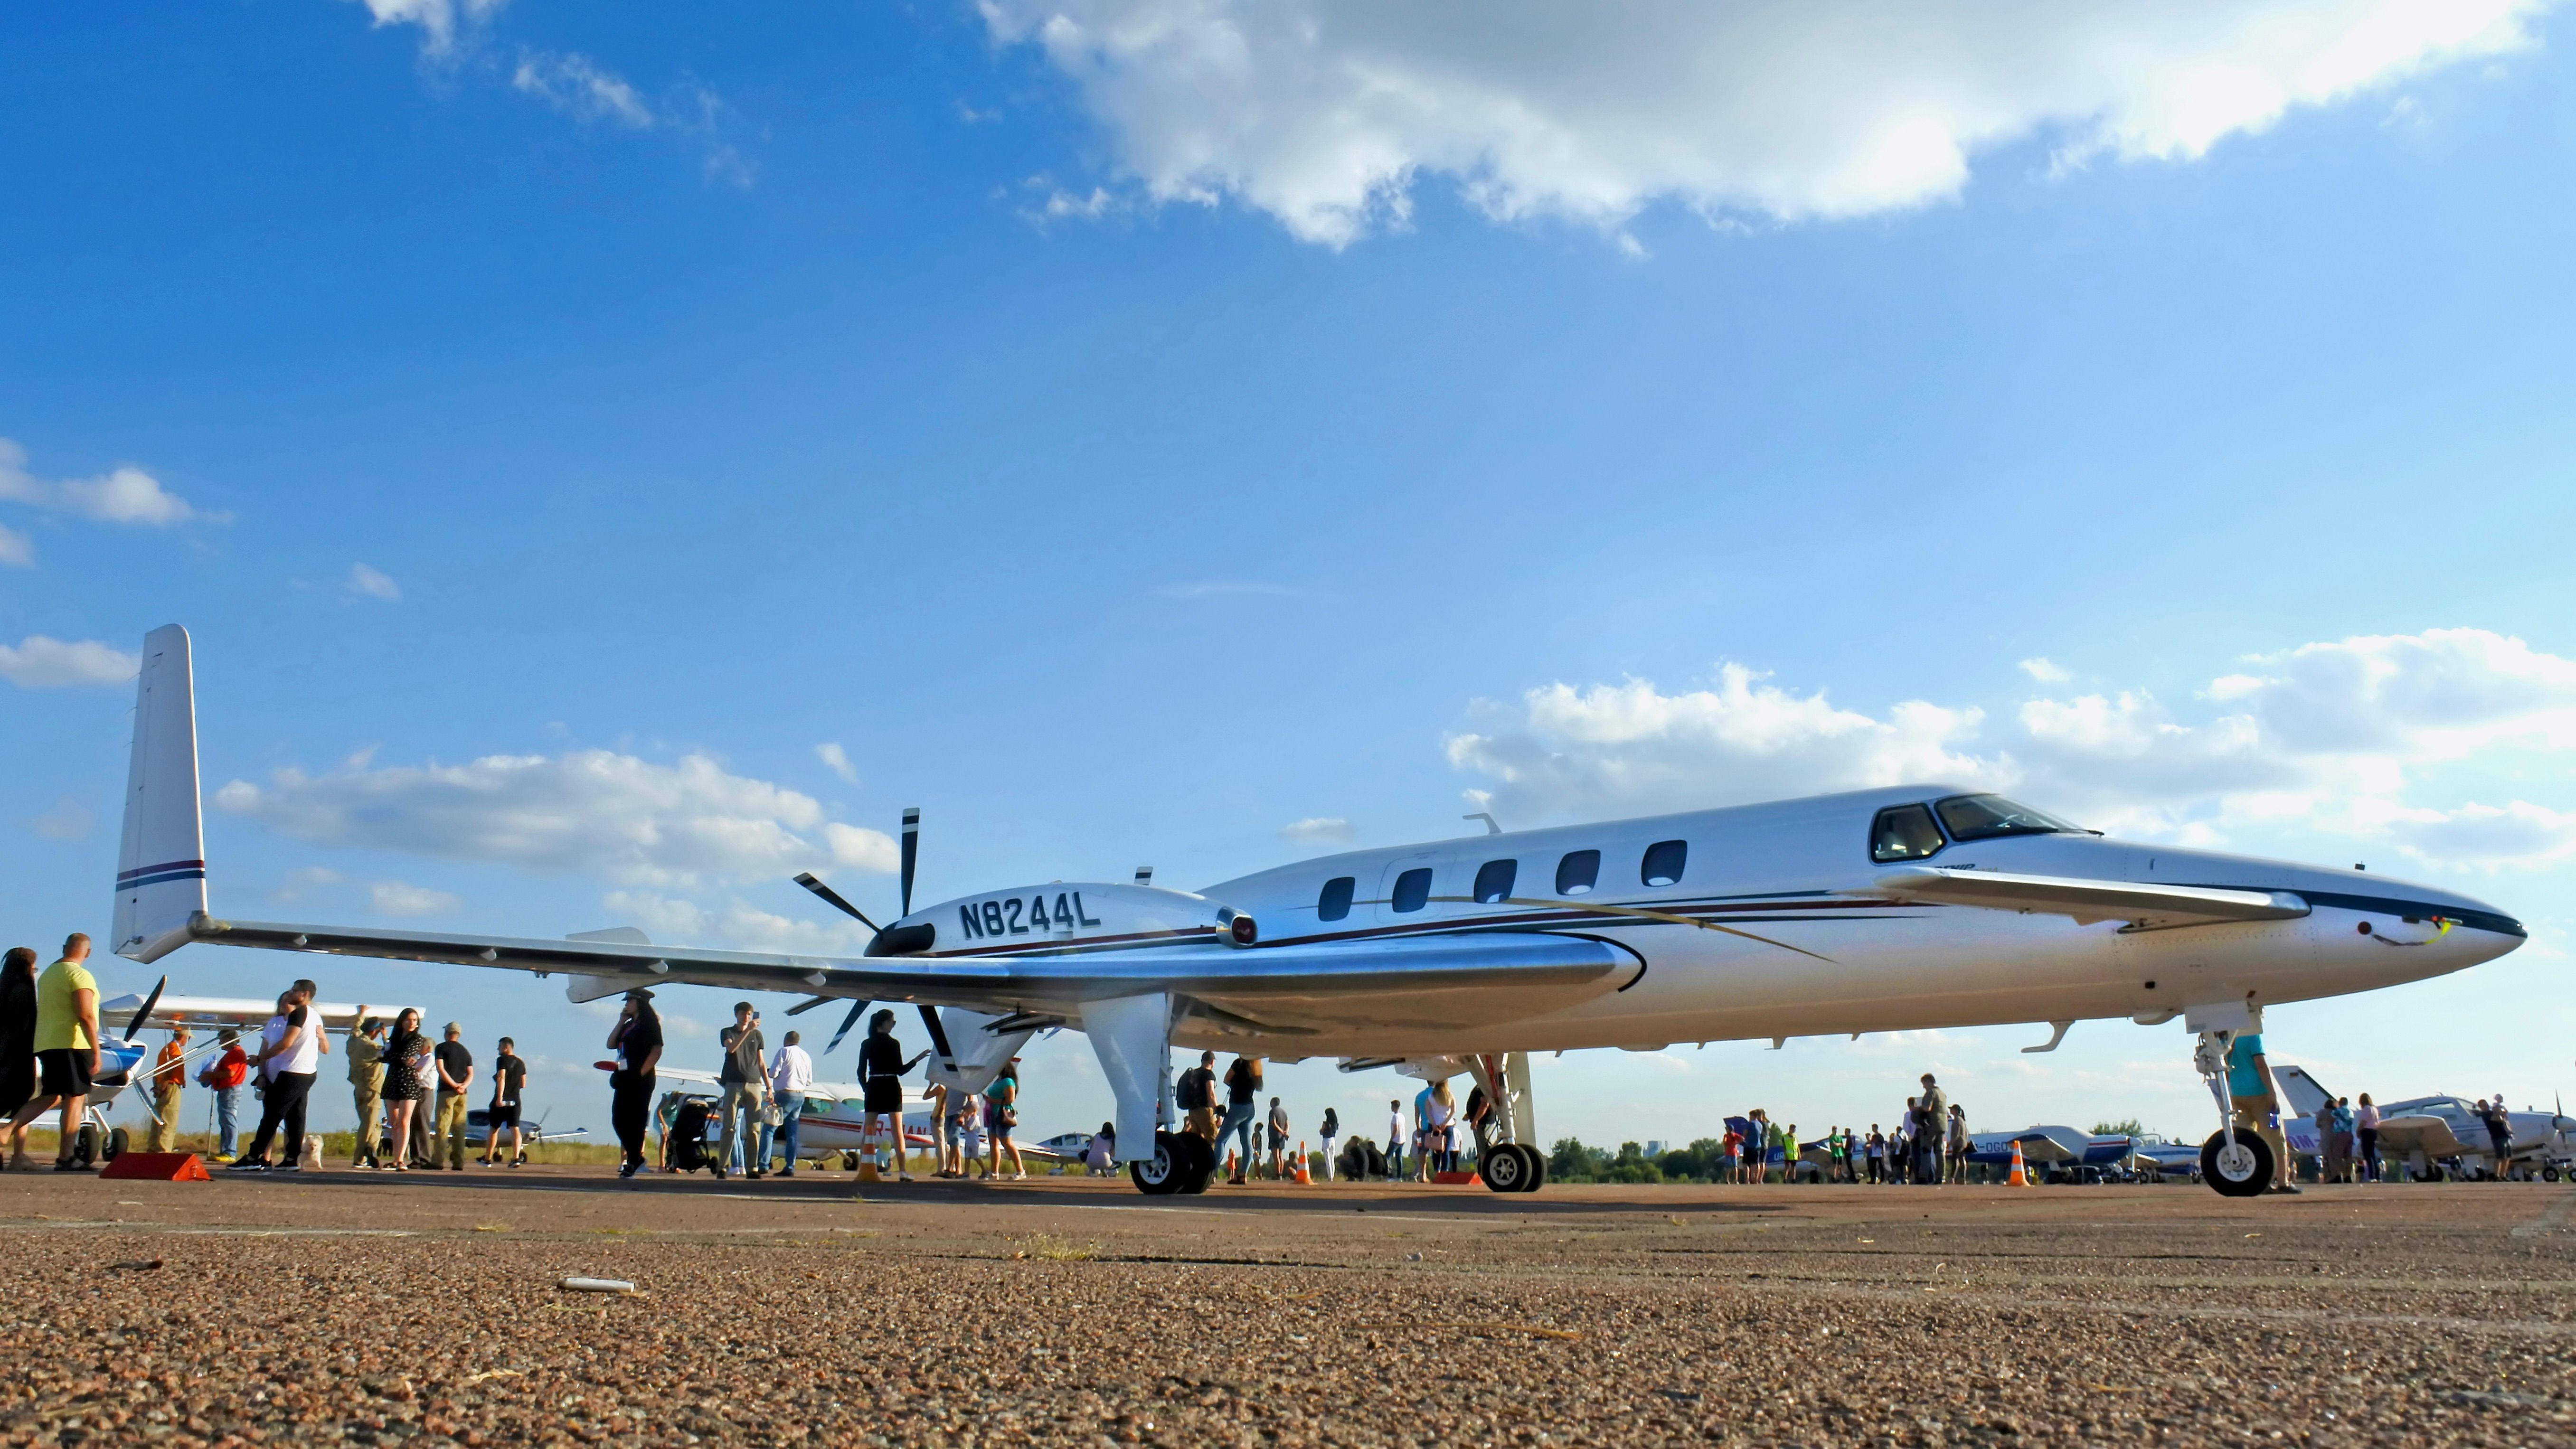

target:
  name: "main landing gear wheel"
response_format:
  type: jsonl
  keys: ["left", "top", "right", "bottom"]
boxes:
{"left": 104, "top": 1127, "right": 129, "bottom": 1162}
{"left": 1481, "top": 1142, "right": 1542, "bottom": 1193}
{"left": 2200, "top": 1131, "right": 2273, "bottom": 1198}
{"left": 1131, "top": 1131, "right": 1219, "bottom": 1196}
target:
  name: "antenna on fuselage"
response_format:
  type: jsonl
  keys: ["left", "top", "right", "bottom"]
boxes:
{"left": 1464, "top": 812, "right": 1501, "bottom": 836}
{"left": 1134, "top": 866, "right": 1153, "bottom": 886}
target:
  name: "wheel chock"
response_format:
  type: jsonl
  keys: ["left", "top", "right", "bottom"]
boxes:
{"left": 100, "top": 1152, "right": 211, "bottom": 1182}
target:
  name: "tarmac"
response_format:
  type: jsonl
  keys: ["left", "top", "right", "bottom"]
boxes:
{"left": 3, "top": 1165, "right": 2573, "bottom": 1446}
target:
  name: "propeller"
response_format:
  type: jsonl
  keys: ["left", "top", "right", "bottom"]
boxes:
{"left": 125, "top": 974, "right": 168, "bottom": 1040}
{"left": 900, "top": 807, "right": 920, "bottom": 916}
{"left": 825, "top": 999, "right": 872, "bottom": 1056}
{"left": 792, "top": 873, "right": 882, "bottom": 934}
{"left": 783, "top": 994, "right": 840, "bottom": 1017}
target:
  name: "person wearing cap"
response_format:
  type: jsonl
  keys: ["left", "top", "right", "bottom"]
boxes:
{"left": 346, "top": 1009, "right": 386, "bottom": 1169}
{"left": 608, "top": 988, "right": 663, "bottom": 1179}
{"left": 432, "top": 1021, "right": 474, "bottom": 1171}
{"left": 146, "top": 1024, "right": 190, "bottom": 1153}
{"left": 713, "top": 1001, "right": 767, "bottom": 1181}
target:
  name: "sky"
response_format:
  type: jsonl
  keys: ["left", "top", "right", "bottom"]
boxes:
{"left": 6, "top": 0, "right": 2576, "bottom": 1154}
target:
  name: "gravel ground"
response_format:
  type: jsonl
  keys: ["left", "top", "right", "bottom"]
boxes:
{"left": 3, "top": 1169, "right": 2574, "bottom": 1446}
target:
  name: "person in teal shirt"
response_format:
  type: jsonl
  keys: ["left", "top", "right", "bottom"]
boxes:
{"left": 2225, "top": 1032, "right": 2296, "bottom": 1195}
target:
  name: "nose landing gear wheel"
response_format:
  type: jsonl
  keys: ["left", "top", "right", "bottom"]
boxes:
{"left": 1481, "top": 1142, "right": 1529, "bottom": 1192}
{"left": 2200, "top": 1131, "right": 2274, "bottom": 1198}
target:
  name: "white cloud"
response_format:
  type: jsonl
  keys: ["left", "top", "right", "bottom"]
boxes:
{"left": 815, "top": 742, "right": 859, "bottom": 784}
{"left": 1449, "top": 629, "right": 2576, "bottom": 873}
{"left": 214, "top": 748, "right": 903, "bottom": 887}
{"left": 1280, "top": 816, "right": 1353, "bottom": 843}
{"left": 0, "top": 437, "right": 212, "bottom": 528}
{"left": 0, "top": 635, "right": 141, "bottom": 688}
{"left": 349, "top": 563, "right": 402, "bottom": 602}
{"left": 2019, "top": 657, "right": 2071, "bottom": 683}
{"left": 369, "top": 880, "right": 462, "bottom": 917}
{"left": 979, "top": 0, "right": 2552, "bottom": 245}
{"left": 602, "top": 890, "right": 874, "bottom": 955}
{"left": 29, "top": 797, "right": 94, "bottom": 842}
{"left": 512, "top": 50, "right": 655, "bottom": 128}
{"left": 348, "top": 0, "right": 507, "bottom": 54}
{"left": 0, "top": 523, "right": 31, "bottom": 568}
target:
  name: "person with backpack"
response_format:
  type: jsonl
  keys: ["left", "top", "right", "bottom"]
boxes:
{"left": 1220, "top": 1055, "right": 1264, "bottom": 1185}
{"left": 1176, "top": 1051, "right": 1219, "bottom": 1144}
{"left": 607, "top": 987, "right": 662, "bottom": 1179}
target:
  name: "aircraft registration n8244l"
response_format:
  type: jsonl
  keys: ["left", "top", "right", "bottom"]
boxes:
{"left": 108, "top": 625, "right": 2526, "bottom": 1198}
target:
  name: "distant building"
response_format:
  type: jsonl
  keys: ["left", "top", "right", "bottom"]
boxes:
{"left": 1644, "top": 1140, "right": 1665, "bottom": 1159}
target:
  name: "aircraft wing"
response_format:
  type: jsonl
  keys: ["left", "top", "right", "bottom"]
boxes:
{"left": 1873, "top": 867, "right": 2311, "bottom": 931}
{"left": 176, "top": 913, "right": 1634, "bottom": 1034}
{"left": 2373, "top": 1113, "right": 2469, "bottom": 1157}
{"left": 99, "top": 992, "right": 413, "bottom": 1035}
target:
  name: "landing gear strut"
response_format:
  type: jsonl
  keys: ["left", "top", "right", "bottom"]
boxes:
{"left": 1468, "top": 1052, "right": 1547, "bottom": 1194}
{"left": 2193, "top": 1026, "right": 2269, "bottom": 1198}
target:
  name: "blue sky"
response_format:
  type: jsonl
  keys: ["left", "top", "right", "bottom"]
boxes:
{"left": 7, "top": 0, "right": 2576, "bottom": 1151}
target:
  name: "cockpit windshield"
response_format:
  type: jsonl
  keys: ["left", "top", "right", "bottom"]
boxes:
{"left": 1933, "top": 794, "right": 2084, "bottom": 842}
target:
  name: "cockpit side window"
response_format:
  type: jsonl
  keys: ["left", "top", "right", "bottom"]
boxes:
{"left": 1869, "top": 804, "right": 1945, "bottom": 863}
{"left": 1934, "top": 794, "right": 2082, "bottom": 843}
{"left": 1317, "top": 875, "right": 1356, "bottom": 922}
{"left": 1472, "top": 859, "right": 1518, "bottom": 905}
{"left": 1555, "top": 849, "right": 1601, "bottom": 895}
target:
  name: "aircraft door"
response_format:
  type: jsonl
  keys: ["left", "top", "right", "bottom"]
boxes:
{"left": 1376, "top": 850, "right": 1453, "bottom": 924}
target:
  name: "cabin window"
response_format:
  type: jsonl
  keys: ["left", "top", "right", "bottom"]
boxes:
{"left": 1640, "top": 839, "right": 1688, "bottom": 888}
{"left": 1869, "top": 804, "right": 1945, "bottom": 862}
{"left": 1317, "top": 875, "right": 1356, "bottom": 922}
{"left": 1472, "top": 859, "right": 1517, "bottom": 905}
{"left": 1934, "top": 793, "right": 2082, "bottom": 842}
{"left": 1391, "top": 867, "right": 1434, "bottom": 913}
{"left": 1555, "top": 849, "right": 1601, "bottom": 895}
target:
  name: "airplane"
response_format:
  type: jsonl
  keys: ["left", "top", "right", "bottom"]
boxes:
{"left": 632, "top": 1064, "right": 1071, "bottom": 1172}
{"left": 2273, "top": 1064, "right": 2576, "bottom": 1182}
{"left": 104, "top": 624, "right": 2528, "bottom": 1197}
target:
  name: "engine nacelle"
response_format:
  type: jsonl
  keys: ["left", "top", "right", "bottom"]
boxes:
{"left": 868, "top": 882, "right": 1253, "bottom": 957}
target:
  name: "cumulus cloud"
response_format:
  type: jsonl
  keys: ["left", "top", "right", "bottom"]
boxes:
{"left": 347, "top": 0, "right": 507, "bottom": 54}
{"left": 1280, "top": 816, "right": 1353, "bottom": 843}
{"left": 213, "top": 749, "right": 902, "bottom": 887}
{"left": 349, "top": 563, "right": 402, "bottom": 602}
{"left": 815, "top": 742, "right": 859, "bottom": 784}
{"left": 0, "top": 437, "right": 213, "bottom": 528}
{"left": 0, "top": 635, "right": 141, "bottom": 688}
{"left": 601, "top": 890, "right": 874, "bottom": 955}
{"left": 980, "top": 0, "right": 2552, "bottom": 245}
{"left": 1450, "top": 630, "right": 2576, "bottom": 873}
{"left": 512, "top": 50, "right": 654, "bottom": 127}
{"left": 2019, "top": 658, "right": 2071, "bottom": 683}
{"left": 369, "top": 880, "right": 462, "bottom": 917}
{"left": 0, "top": 523, "right": 29, "bottom": 568}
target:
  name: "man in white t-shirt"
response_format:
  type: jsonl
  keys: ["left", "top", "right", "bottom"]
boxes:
{"left": 234, "top": 979, "right": 329, "bottom": 1172}
{"left": 764, "top": 1029, "right": 814, "bottom": 1176}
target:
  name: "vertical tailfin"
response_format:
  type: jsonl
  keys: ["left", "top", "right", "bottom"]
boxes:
{"left": 112, "top": 624, "right": 205, "bottom": 963}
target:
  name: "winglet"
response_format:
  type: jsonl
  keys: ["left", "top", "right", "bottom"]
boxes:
{"left": 112, "top": 624, "right": 206, "bottom": 964}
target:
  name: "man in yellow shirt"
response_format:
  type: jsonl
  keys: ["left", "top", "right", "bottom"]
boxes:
{"left": 7, "top": 933, "right": 102, "bottom": 1172}
{"left": 147, "top": 1024, "right": 190, "bottom": 1152}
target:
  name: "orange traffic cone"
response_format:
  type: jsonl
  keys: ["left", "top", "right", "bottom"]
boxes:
{"left": 1294, "top": 1141, "right": 1312, "bottom": 1185}
{"left": 2006, "top": 1141, "right": 2029, "bottom": 1187}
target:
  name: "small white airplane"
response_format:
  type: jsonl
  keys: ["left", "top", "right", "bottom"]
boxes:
{"left": 105, "top": 625, "right": 2526, "bottom": 1197}
{"left": 633, "top": 1064, "right": 1067, "bottom": 1170}
{"left": 2274, "top": 1064, "right": 2576, "bottom": 1182}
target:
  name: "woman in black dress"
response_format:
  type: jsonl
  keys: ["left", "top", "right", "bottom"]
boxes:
{"left": 0, "top": 947, "right": 38, "bottom": 1166}
{"left": 858, "top": 1010, "right": 926, "bottom": 1183}
{"left": 379, "top": 1009, "right": 429, "bottom": 1172}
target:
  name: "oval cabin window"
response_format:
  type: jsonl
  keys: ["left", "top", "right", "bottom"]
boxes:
{"left": 1391, "top": 867, "right": 1434, "bottom": 913}
{"left": 1473, "top": 859, "right": 1517, "bottom": 905}
{"left": 1555, "top": 850, "right": 1601, "bottom": 895}
{"left": 1317, "top": 875, "right": 1356, "bottom": 922}
{"left": 1640, "top": 839, "right": 1687, "bottom": 888}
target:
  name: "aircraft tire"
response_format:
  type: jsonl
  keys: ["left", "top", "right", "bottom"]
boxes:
{"left": 1480, "top": 1143, "right": 1532, "bottom": 1193}
{"left": 72, "top": 1123, "right": 101, "bottom": 1167}
{"left": 2199, "top": 1131, "right": 2272, "bottom": 1198}
{"left": 104, "top": 1127, "right": 129, "bottom": 1162}
{"left": 1519, "top": 1147, "right": 1548, "bottom": 1193}
{"left": 1130, "top": 1130, "right": 1191, "bottom": 1195}
{"left": 1175, "top": 1134, "right": 1219, "bottom": 1195}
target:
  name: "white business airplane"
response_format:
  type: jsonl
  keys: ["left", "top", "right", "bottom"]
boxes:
{"left": 107, "top": 625, "right": 2525, "bottom": 1197}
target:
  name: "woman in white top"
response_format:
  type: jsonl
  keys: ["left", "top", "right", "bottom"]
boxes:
{"left": 2356, "top": 1093, "right": 2382, "bottom": 1183}
{"left": 1420, "top": 1081, "right": 1455, "bottom": 1179}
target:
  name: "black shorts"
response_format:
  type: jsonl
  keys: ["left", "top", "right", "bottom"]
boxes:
{"left": 487, "top": 1104, "right": 521, "bottom": 1129}
{"left": 37, "top": 1048, "right": 91, "bottom": 1100}
{"left": 863, "top": 1081, "right": 903, "bottom": 1115}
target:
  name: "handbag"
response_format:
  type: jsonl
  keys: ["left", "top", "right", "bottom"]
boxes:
{"left": 761, "top": 1100, "right": 784, "bottom": 1128}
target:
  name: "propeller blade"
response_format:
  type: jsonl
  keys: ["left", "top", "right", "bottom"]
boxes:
{"left": 793, "top": 872, "right": 882, "bottom": 933}
{"left": 826, "top": 999, "right": 872, "bottom": 1055}
{"left": 784, "top": 995, "right": 837, "bottom": 1017}
{"left": 900, "top": 807, "right": 920, "bottom": 917}
{"left": 126, "top": 974, "right": 168, "bottom": 1039}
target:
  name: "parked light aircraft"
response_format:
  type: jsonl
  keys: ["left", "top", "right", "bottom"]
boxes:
{"left": 632, "top": 1064, "right": 1071, "bottom": 1170}
{"left": 2274, "top": 1064, "right": 2576, "bottom": 1181}
{"left": 105, "top": 626, "right": 2528, "bottom": 1197}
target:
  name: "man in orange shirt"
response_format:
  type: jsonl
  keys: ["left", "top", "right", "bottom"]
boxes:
{"left": 146, "top": 1025, "right": 189, "bottom": 1152}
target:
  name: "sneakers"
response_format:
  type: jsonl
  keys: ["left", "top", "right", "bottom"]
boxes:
{"left": 710, "top": 1165, "right": 727, "bottom": 1180}
{"left": 618, "top": 1161, "right": 638, "bottom": 1179}
{"left": 228, "top": 1158, "right": 270, "bottom": 1172}
{"left": 777, "top": 1167, "right": 794, "bottom": 1178}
